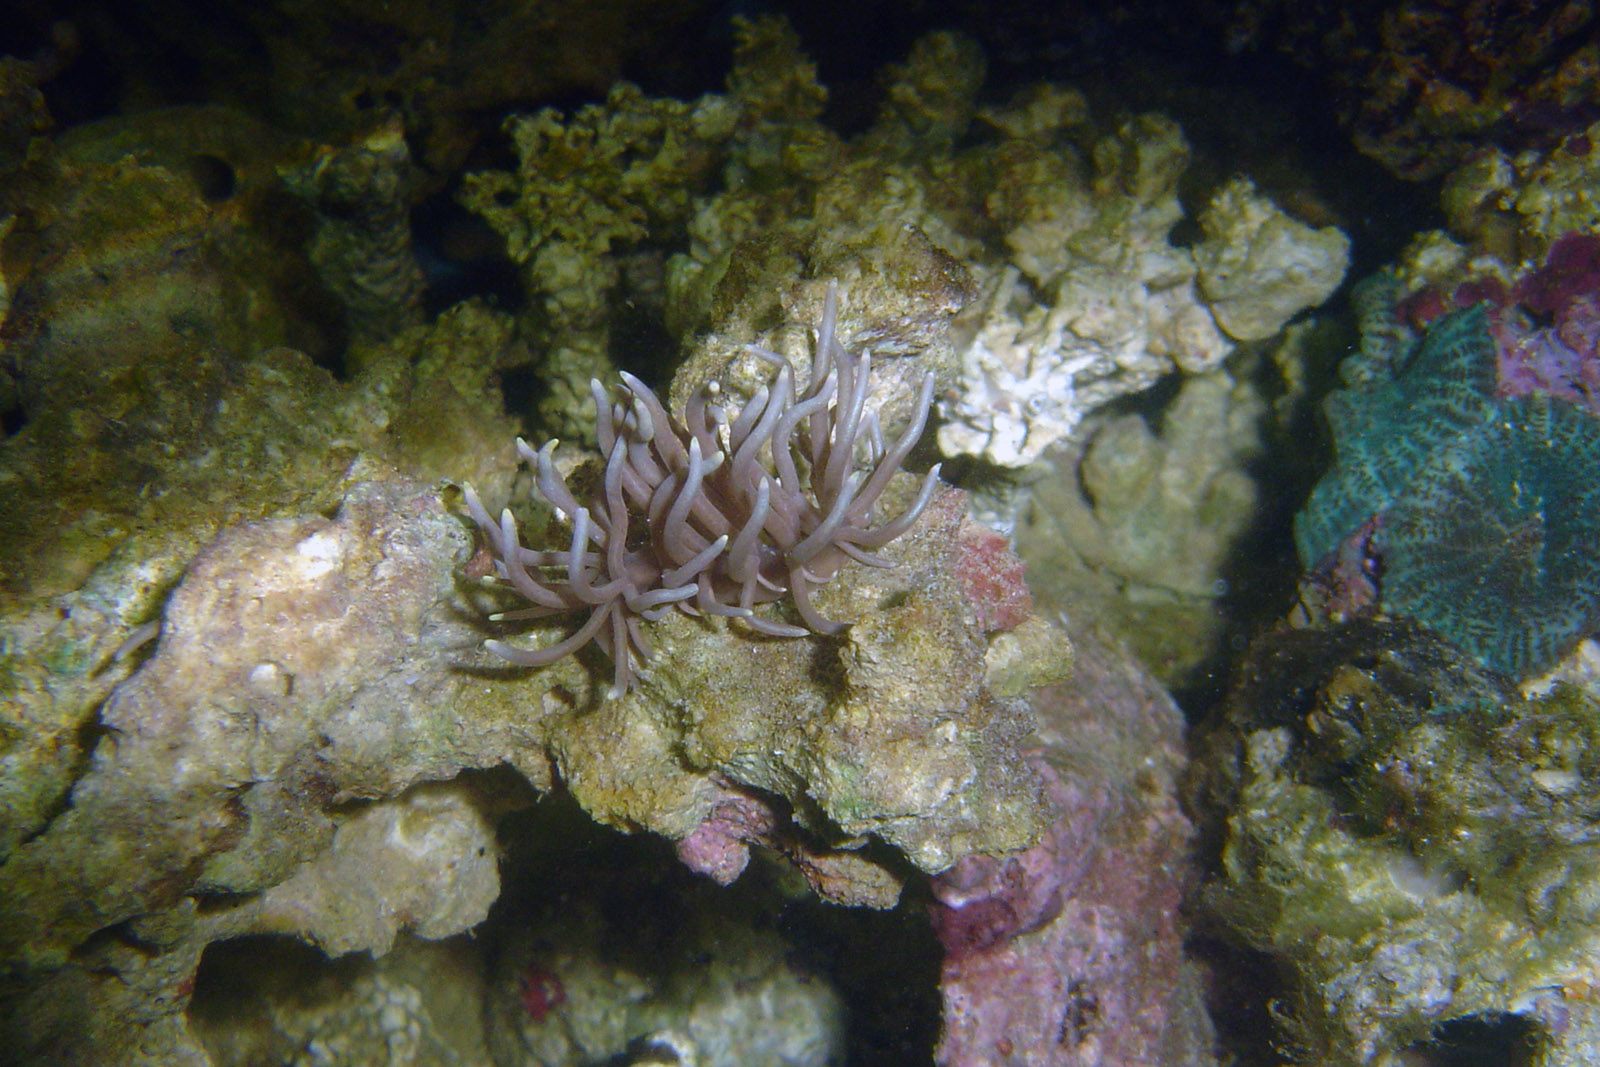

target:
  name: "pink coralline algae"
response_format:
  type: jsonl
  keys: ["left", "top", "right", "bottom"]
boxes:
{"left": 1399, "top": 232, "right": 1600, "bottom": 415}
{"left": 674, "top": 781, "right": 778, "bottom": 887}
{"left": 1497, "top": 233, "right": 1600, "bottom": 412}
{"left": 1303, "top": 515, "right": 1381, "bottom": 623}
{"left": 517, "top": 964, "right": 568, "bottom": 1023}
{"left": 931, "top": 635, "right": 1216, "bottom": 1067}
{"left": 673, "top": 777, "right": 910, "bottom": 907}
{"left": 930, "top": 835, "right": 1069, "bottom": 961}
{"left": 954, "top": 523, "right": 1034, "bottom": 633}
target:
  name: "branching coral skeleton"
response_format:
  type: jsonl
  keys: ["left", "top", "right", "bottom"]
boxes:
{"left": 464, "top": 283, "right": 941, "bottom": 695}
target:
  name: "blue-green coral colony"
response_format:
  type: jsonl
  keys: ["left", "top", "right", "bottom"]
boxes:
{"left": 1294, "top": 304, "right": 1497, "bottom": 568}
{"left": 1295, "top": 304, "right": 1600, "bottom": 678}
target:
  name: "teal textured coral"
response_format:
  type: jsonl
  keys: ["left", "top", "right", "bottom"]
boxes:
{"left": 1294, "top": 305, "right": 1497, "bottom": 569}
{"left": 1296, "top": 304, "right": 1600, "bottom": 677}
{"left": 1380, "top": 392, "right": 1600, "bottom": 677}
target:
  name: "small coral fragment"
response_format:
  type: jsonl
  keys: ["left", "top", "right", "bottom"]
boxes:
{"left": 1194, "top": 175, "right": 1351, "bottom": 342}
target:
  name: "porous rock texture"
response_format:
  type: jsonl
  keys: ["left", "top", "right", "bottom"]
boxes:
{"left": 932, "top": 632, "right": 1216, "bottom": 1067}
{"left": 1198, "top": 620, "right": 1600, "bottom": 1066}
{"left": 0, "top": 477, "right": 510, "bottom": 1063}
{"left": 0, "top": 272, "right": 1065, "bottom": 1064}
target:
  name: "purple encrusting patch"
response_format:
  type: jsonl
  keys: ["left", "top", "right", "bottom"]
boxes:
{"left": 1401, "top": 232, "right": 1600, "bottom": 415}
{"left": 1492, "top": 302, "right": 1600, "bottom": 413}
{"left": 1493, "top": 232, "right": 1600, "bottom": 413}
{"left": 463, "top": 282, "right": 941, "bottom": 695}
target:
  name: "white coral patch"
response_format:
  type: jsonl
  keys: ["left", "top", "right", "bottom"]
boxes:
{"left": 293, "top": 528, "right": 345, "bottom": 580}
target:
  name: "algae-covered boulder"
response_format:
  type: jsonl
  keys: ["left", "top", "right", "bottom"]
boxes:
{"left": 1200, "top": 620, "right": 1600, "bottom": 1066}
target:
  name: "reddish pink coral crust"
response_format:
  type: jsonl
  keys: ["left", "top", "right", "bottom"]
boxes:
{"left": 954, "top": 524, "right": 1033, "bottom": 632}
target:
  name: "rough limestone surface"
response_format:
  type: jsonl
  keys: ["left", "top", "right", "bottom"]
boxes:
{"left": 1016, "top": 368, "right": 1270, "bottom": 683}
{"left": 938, "top": 112, "right": 1239, "bottom": 467}
{"left": 535, "top": 484, "right": 1060, "bottom": 893}
{"left": 1387, "top": 124, "right": 1600, "bottom": 317}
{"left": 0, "top": 476, "right": 527, "bottom": 1065}
{"left": 1436, "top": 121, "right": 1600, "bottom": 263}
{"left": 0, "top": 24, "right": 1131, "bottom": 1065}
{"left": 280, "top": 114, "right": 427, "bottom": 353}
{"left": 186, "top": 935, "right": 495, "bottom": 1067}
{"left": 1, "top": 280, "right": 1063, "bottom": 1067}
{"left": 0, "top": 101, "right": 538, "bottom": 1067}
{"left": 0, "top": 102, "right": 529, "bottom": 881}
{"left": 240, "top": 782, "right": 500, "bottom": 958}
{"left": 1194, "top": 176, "right": 1352, "bottom": 343}
{"left": 485, "top": 893, "right": 845, "bottom": 1067}
{"left": 932, "top": 633, "right": 1216, "bottom": 1067}
{"left": 0, "top": 297, "right": 523, "bottom": 873}
{"left": 1200, "top": 621, "right": 1600, "bottom": 1066}
{"left": 1, "top": 104, "right": 327, "bottom": 422}
{"left": 666, "top": 262, "right": 974, "bottom": 461}
{"left": 460, "top": 81, "right": 737, "bottom": 444}
{"left": 662, "top": 19, "right": 985, "bottom": 339}
{"left": 572, "top": 23, "right": 1320, "bottom": 473}
{"left": 1, "top": 432, "right": 1055, "bottom": 1063}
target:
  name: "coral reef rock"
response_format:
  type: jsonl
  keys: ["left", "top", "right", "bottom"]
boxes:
{"left": 939, "top": 123, "right": 1346, "bottom": 468}
{"left": 187, "top": 934, "right": 494, "bottom": 1066}
{"left": 1435, "top": 123, "right": 1600, "bottom": 263}
{"left": 932, "top": 632, "right": 1216, "bottom": 1067}
{"left": 0, "top": 474, "right": 523, "bottom": 1064}
{"left": 1220, "top": 1, "right": 1600, "bottom": 180}
{"left": 525, "top": 483, "right": 1063, "bottom": 896}
{"left": 282, "top": 114, "right": 427, "bottom": 352}
{"left": 1193, "top": 175, "right": 1351, "bottom": 343}
{"left": 936, "top": 110, "right": 1233, "bottom": 468}
{"left": 0, "top": 104, "right": 335, "bottom": 423}
{"left": 461, "top": 80, "right": 736, "bottom": 443}
{"left": 1017, "top": 368, "right": 1269, "bottom": 683}
{"left": 485, "top": 892, "right": 845, "bottom": 1067}
{"left": 1200, "top": 620, "right": 1600, "bottom": 1066}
